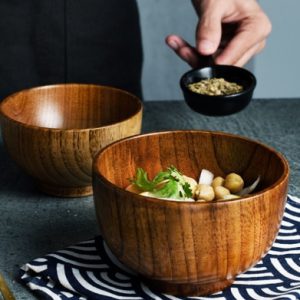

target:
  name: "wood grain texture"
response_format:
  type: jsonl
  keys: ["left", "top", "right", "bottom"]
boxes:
{"left": 0, "top": 84, "right": 142, "bottom": 197}
{"left": 93, "top": 130, "right": 289, "bottom": 296}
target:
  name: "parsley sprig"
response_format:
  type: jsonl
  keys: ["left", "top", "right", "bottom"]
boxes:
{"left": 130, "top": 166, "right": 192, "bottom": 200}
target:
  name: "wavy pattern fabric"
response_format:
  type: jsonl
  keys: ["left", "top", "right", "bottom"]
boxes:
{"left": 19, "top": 195, "right": 300, "bottom": 300}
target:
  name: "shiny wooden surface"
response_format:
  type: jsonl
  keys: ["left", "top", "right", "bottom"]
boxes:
{"left": 0, "top": 84, "right": 142, "bottom": 197}
{"left": 0, "top": 99, "right": 299, "bottom": 299}
{"left": 93, "top": 130, "right": 289, "bottom": 296}
{"left": 0, "top": 273, "right": 16, "bottom": 300}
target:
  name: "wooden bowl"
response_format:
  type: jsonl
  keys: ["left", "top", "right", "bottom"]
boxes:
{"left": 93, "top": 130, "right": 289, "bottom": 296}
{"left": 0, "top": 84, "right": 142, "bottom": 197}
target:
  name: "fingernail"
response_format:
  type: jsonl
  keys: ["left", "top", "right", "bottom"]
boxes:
{"left": 168, "top": 40, "right": 178, "bottom": 50}
{"left": 199, "top": 40, "right": 214, "bottom": 54}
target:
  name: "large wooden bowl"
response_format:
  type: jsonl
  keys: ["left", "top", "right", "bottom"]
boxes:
{"left": 0, "top": 84, "right": 142, "bottom": 197}
{"left": 93, "top": 130, "right": 289, "bottom": 296}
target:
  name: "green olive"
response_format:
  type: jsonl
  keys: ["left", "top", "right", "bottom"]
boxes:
{"left": 214, "top": 186, "right": 230, "bottom": 200}
{"left": 224, "top": 173, "right": 244, "bottom": 193}
{"left": 212, "top": 176, "right": 225, "bottom": 189}
{"left": 194, "top": 184, "right": 215, "bottom": 201}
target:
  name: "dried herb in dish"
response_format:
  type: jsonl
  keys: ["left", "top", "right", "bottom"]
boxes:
{"left": 188, "top": 78, "right": 243, "bottom": 96}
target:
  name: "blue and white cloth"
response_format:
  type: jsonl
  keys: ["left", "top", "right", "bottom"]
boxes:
{"left": 19, "top": 195, "right": 300, "bottom": 300}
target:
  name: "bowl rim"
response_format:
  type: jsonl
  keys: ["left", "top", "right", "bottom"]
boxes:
{"left": 0, "top": 83, "right": 143, "bottom": 131}
{"left": 93, "top": 129, "right": 289, "bottom": 205}
{"left": 180, "top": 65, "right": 257, "bottom": 99}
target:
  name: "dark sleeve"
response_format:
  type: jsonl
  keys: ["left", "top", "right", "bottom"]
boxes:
{"left": 0, "top": 0, "right": 143, "bottom": 100}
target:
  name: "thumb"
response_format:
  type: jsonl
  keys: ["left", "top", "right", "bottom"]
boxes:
{"left": 196, "top": 10, "right": 222, "bottom": 55}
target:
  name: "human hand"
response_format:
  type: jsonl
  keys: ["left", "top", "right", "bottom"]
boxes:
{"left": 166, "top": 0, "right": 272, "bottom": 67}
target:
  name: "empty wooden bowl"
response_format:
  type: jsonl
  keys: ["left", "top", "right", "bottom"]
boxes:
{"left": 93, "top": 130, "right": 289, "bottom": 296}
{"left": 0, "top": 84, "right": 142, "bottom": 197}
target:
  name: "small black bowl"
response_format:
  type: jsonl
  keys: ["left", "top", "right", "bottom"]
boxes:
{"left": 180, "top": 65, "right": 257, "bottom": 116}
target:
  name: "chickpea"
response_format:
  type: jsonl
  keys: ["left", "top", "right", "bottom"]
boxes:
{"left": 224, "top": 173, "right": 244, "bottom": 193}
{"left": 214, "top": 186, "right": 230, "bottom": 200}
{"left": 212, "top": 176, "right": 225, "bottom": 189}
{"left": 194, "top": 184, "right": 215, "bottom": 201}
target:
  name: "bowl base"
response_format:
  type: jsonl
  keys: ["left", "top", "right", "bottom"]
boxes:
{"left": 37, "top": 182, "right": 93, "bottom": 197}
{"left": 142, "top": 277, "right": 234, "bottom": 297}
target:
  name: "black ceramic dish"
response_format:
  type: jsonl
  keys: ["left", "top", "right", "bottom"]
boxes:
{"left": 180, "top": 65, "right": 257, "bottom": 116}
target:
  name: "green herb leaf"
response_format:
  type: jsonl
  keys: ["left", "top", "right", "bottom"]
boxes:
{"left": 131, "top": 168, "right": 155, "bottom": 191}
{"left": 182, "top": 182, "right": 193, "bottom": 198}
{"left": 129, "top": 166, "right": 193, "bottom": 200}
{"left": 152, "top": 179, "right": 180, "bottom": 199}
{"left": 152, "top": 171, "right": 169, "bottom": 184}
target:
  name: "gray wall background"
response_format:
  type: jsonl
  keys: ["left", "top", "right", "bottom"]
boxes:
{"left": 136, "top": 0, "right": 300, "bottom": 101}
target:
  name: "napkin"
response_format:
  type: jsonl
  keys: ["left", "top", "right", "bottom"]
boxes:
{"left": 19, "top": 195, "right": 300, "bottom": 300}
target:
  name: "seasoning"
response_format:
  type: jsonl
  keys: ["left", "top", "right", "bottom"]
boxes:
{"left": 188, "top": 78, "right": 243, "bottom": 96}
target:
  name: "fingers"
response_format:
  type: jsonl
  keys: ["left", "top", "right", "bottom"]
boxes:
{"left": 165, "top": 35, "right": 200, "bottom": 68}
{"left": 214, "top": 13, "right": 272, "bottom": 65}
{"left": 195, "top": 9, "right": 223, "bottom": 55}
{"left": 166, "top": 0, "right": 271, "bottom": 68}
{"left": 194, "top": 0, "right": 271, "bottom": 65}
{"left": 233, "top": 40, "right": 266, "bottom": 67}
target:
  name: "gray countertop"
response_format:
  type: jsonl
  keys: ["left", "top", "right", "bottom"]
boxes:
{"left": 1, "top": 99, "right": 300, "bottom": 299}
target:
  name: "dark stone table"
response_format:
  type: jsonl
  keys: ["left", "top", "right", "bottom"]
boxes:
{"left": 1, "top": 99, "right": 300, "bottom": 299}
